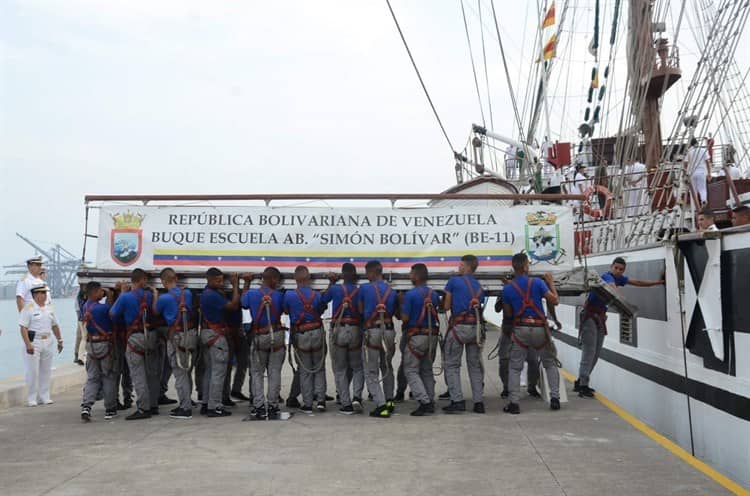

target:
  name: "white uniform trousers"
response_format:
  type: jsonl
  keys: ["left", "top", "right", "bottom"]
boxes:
{"left": 24, "top": 336, "right": 55, "bottom": 404}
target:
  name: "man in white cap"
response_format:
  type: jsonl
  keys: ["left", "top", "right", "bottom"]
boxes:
{"left": 16, "top": 256, "right": 44, "bottom": 312}
{"left": 19, "top": 284, "right": 63, "bottom": 406}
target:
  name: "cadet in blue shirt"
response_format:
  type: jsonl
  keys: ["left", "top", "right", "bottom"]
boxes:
{"left": 109, "top": 268, "right": 157, "bottom": 420}
{"left": 321, "top": 263, "right": 364, "bottom": 414}
{"left": 80, "top": 281, "right": 117, "bottom": 421}
{"left": 154, "top": 268, "right": 195, "bottom": 419}
{"left": 284, "top": 265, "right": 328, "bottom": 414}
{"left": 443, "top": 254, "right": 486, "bottom": 414}
{"left": 576, "top": 257, "right": 664, "bottom": 397}
{"left": 199, "top": 268, "right": 240, "bottom": 417}
{"left": 358, "top": 260, "right": 399, "bottom": 418}
{"left": 502, "top": 252, "right": 560, "bottom": 414}
{"left": 242, "top": 267, "right": 286, "bottom": 419}
{"left": 400, "top": 263, "right": 441, "bottom": 416}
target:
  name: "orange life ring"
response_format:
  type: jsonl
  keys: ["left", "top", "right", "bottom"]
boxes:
{"left": 581, "top": 185, "right": 613, "bottom": 219}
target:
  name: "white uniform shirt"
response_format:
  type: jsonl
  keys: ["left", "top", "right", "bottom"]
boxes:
{"left": 545, "top": 169, "right": 562, "bottom": 188}
{"left": 19, "top": 301, "right": 59, "bottom": 337}
{"left": 685, "top": 146, "right": 709, "bottom": 177}
{"left": 629, "top": 161, "right": 647, "bottom": 186}
{"left": 16, "top": 273, "right": 44, "bottom": 306}
{"left": 718, "top": 165, "right": 741, "bottom": 180}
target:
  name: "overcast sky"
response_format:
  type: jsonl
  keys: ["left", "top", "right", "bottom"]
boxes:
{"left": 1, "top": 0, "right": 747, "bottom": 276}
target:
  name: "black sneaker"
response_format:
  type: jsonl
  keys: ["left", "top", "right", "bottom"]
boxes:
{"left": 81, "top": 406, "right": 91, "bottom": 422}
{"left": 299, "top": 405, "right": 313, "bottom": 414}
{"left": 222, "top": 399, "right": 237, "bottom": 408}
{"left": 385, "top": 400, "right": 395, "bottom": 414}
{"left": 316, "top": 401, "right": 327, "bottom": 412}
{"left": 267, "top": 405, "right": 282, "bottom": 420}
{"left": 438, "top": 391, "right": 450, "bottom": 400}
{"left": 442, "top": 400, "right": 466, "bottom": 413}
{"left": 339, "top": 405, "right": 355, "bottom": 415}
{"left": 473, "top": 402, "right": 485, "bottom": 414}
{"left": 104, "top": 410, "right": 117, "bottom": 420}
{"left": 231, "top": 391, "right": 250, "bottom": 401}
{"left": 550, "top": 398, "right": 561, "bottom": 411}
{"left": 503, "top": 403, "right": 520, "bottom": 415}
{"left": 579, "top": 386, "right": 595, "bottom": 398}
{"left": 207, "top": 407, "right": 232, "bottom": 417}
{"left": 125, "top": 409, "right": 152, "bottom": 420}
{"left": 573, "top": 379, "right": 581, "bottom": 392}
{"left": 325, "top": 394, "right": 334, "bottom": 401}
{"left": 410, "top": 402, "right": 430, "bottom": 416}
{"left": 424, "top": 402, "right": 435, "bottom": 414}
{"left": 527, "top": 388, "right": 541, "bottom": 398}
{"left": 352, "top": 398, "right": 363, "bottom": 413}
{"left": 149, "top": 407, "right": 159, "bottom": 415}
{"left": 369, "top": 404, "right": 391, "bottom": 418}
{"left": 394, "top": 391, "right": 405, "bottom": 402}
{"left": 158, "top": 395, "right": 178, "bottom": 405}
{"left": 286, "top": 397, "right": 301, "bottom": 409}
{"left": 500, "top": 390, "right": 509, "bottom": 399}
{"left": 199, "top": 404, "right": 208, "bottom": 415}
{"left": 253, "top": 406, "right": 267, "bottom": 420}
{"left": 74, "top": 359, "right": 84, "bottom": 366}
{"left": 170, "top": 408, "right": 193, "bottom": 419}
{"left": 169, "top": 407, "right": 180, "bottom": 415}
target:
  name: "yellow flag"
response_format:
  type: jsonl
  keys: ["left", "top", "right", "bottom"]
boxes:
{"left": 542, "top": 2, "right": 556, "bottom": 28}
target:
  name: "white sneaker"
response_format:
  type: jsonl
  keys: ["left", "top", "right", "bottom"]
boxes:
{"left": 41, "top": 399, "right": 54, "bottom": 405}
{"left": 27, "top": 401, "right": 38, "bottom": 407}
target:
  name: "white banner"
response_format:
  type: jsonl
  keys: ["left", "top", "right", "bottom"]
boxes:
{"left": 95, "top": 205, "right": 574, "bottom": 273}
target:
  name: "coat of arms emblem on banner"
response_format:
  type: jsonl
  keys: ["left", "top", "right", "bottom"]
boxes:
{"left": 110, "top": 211, "right": 145, "bottom": 266}
{"left": 524, "top": 211, "right": 560, "bottom": 263}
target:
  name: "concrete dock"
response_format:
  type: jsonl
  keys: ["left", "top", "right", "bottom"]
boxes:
{"left": 0, "top": 330, "right": 733, "bottom": 496}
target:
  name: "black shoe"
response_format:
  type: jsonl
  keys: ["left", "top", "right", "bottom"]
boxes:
{"left": 339, "top": 405, "right": 354, "bottom": 415}
{"left": 149, "top": 407, "right": 159, "bottom": 415}
{"left": 81, "top": 406, "right": 91, "bottom": 422}
{"left": 528, "top": 388, "right": 541, "bottom": 398}
{"left": 222, "top": 399, "right": 237, "bottom": 408}
{"left": 352, "top": 398, "right": 363, "bottom": 413}
{"left": 125, "top": 409, "right": 151, "bottom": 420}
{"left": 385, "top": 400, "right": 395, "bottom": 414}
{"left": 207, "top": 407, "right": 232, "bottom": 417}
{"left": 369, "top": 404, "right": 391, "bottom": 418}
{"left": 325, "top": 394, "right": 334, "bottom": 401}
{"left": 169, "top": 406, "right": 180, "bottom": 415}
{"left": 503, "top": 403, "right": 520, "bottom": 414}
{"left": 424, "top": 402, "right": 435, "bottom": 414}
{"left": 438, "top": 391, "right": 450, "bottom": 400}
{"left": 199, "top": 404, "right": 208, "bottom": 415}
{"left": 158, "top": 395, "right": 177, "bottom": 405}
{"left": 394, "top": 391, "right": 405, "bottom": 402}
{"left": 573, "top": 379, "right": 581, "bottom": 392}
{"left": 442, "top": 401, "right": 466, "bottom": 413}
{"left": 299, "top": 405, "right": 313, "bottom": 414}
{"left": 316, "top": 401, "right": 327, "bottom": 412}
{"left": 550, "top": 398, "right": 561, "bottom": 411}
{"left": 231, "top": 391, "right": 250, "bottom": 401}
{"left": 104, "top": 410, "right": 117, "bottom": 420}
{"left": 473, "top": 402, "right": 485, "bottom": 414}
{"left": 500, "top": 390, "right": 509, "bottom": 399}
{"left": 286, "top": 397, "right": 301, "bottom": 409}
{"left": 74, "top": 359, "right": 84, "bottom": 366}
{"left": 410, "top": 402, "right": 430, "bottom": 416}
{"left": 253, "top": 406, "right": 267, "bottom": 420}
{"left": 170, "top": 408, "right": 193, "bottom": 419}
{"left": 579, "top": 386, "right": 595, "bottom": 398}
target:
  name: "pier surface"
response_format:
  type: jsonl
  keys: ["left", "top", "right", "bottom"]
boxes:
{"left": 0, "top": 330, "right": 732, "bottom": 496}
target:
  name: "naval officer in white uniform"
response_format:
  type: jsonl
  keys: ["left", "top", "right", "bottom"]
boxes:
{"left": 16, "top": 256, "right": 45, "bottom": 312}
{"left": 19, "top": 284, "right": 64, "bottom": 406}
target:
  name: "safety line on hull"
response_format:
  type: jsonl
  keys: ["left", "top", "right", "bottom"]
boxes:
{"left": 559, "top": 369, "right": 749, "bottom": 496}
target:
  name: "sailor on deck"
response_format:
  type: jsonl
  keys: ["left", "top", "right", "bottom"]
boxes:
{"left": 19, "top": 284, "right": 62, "bottom": 407}
{"left": 575, "top": 257, "right": 664, "bottom": 397}
{"left": 684, "top": 137, "right": 711, "bottom": 206}
{"left": 322, "top": 263, "right": 365, "bottom": 415}
{"left": 502, "top": 253, "right": 560, "bottom": 414}
{"left": 80, "top": 281, "right": 117, "bottom": 421}
{"left": 15, "top": 256, "right": 44, "bottom": 312}
{"left": 199, "top": 268, "right": 239, "bottom": 418}
{"left": 400, "top": 263, "right": 441, "bottom": 416}
{"left": 443, "top": 254, "right": 486, "bottom": 414}
{"left": 359, "top": 260, "right": 399, "bottom": 419}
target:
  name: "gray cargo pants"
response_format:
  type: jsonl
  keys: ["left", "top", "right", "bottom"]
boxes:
{"left": 125, "top": 331, "right": 159, "bottom": 412}
{"left": 331, "top": 324, "right": 364, "bottom": 407}
{"left": 82, "top": 341, "right": 117, "bottom": 412}
{"left": 200, "top": 328, "right": 229, "bottom": 410}
{"left": 363, "top": 327, "right": 396, "bottom": 407}
{"left": 444, "top": 324, "right": 484, "bottom": 404}
{"left": 578, "top": 316, "right": 606, "bottom": 387}
{"left": 250, "top": 332, "right": 285, "bottom": 409}
{"left": 403, "top": 334, "right": 437, "bottom": 404}
{"left": 509, "top": 325, "right": 559, "bottom": 404}
{"left": 294, "top": 327, "right": 327, "bottom": 407}
{"left": 167, "top": 332, "right": 198, "bottom": 411}
{"left": 498, "top": 331, "right": 539, "bottom": 391}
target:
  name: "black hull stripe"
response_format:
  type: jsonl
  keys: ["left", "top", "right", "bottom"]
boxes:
{"left": 551, "top": 330, "right": 750, "bottom": 421}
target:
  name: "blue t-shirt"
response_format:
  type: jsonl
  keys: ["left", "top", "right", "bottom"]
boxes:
{"left": 242, "top": 287, "right": 284, "bottom": 327}
{"left": 444, "top": 275, "right": 485, "bottom": 315}
{"left": 321, "top": 282, "right": 361, "bottom": 321}
{"left": 283, "top": 287, "right": 325, "bottom": 326}
{"left": 359, "top": 280, "right": 398, "bottom": 324}
{"left": 586, "top": 272, "right": 629, "bottom": 311}
{"left": 502, "top": 275, "right": 550, "bottom": 319}
{"left": 200, "top": 287, "right": 228, "bottom": 325}
{"left": 82, "top": 300, "right": 113, "bottom": 335}
{"left": 110, "top": 288, "right": 153, "bottom": 327}
{"left": 156, "top": 287, "right": 193, "bottom": 327}
{"left": 402, "top": 285, "right": 440, "bottom": 329}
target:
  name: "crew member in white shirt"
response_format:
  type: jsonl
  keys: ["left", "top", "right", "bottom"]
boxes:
{"left": 625, "top": 158, "right": 648, "bottom": 216}
{"left": 683, "top": 138, "right": 711, "bottom": 206}
{"left": 697, "top": 209, "right": 719, "bottom": 232}
{"left": 19, "top": 284, "right": 63, "bottom": 407}
{"left": 717, "top": 163, "right": 741, "bottom": 180}
{"left": 15, "top": 256, "right": 44, "bottom": 312}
